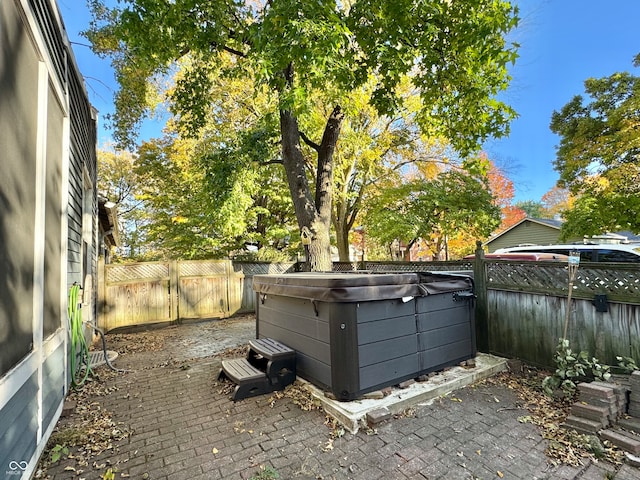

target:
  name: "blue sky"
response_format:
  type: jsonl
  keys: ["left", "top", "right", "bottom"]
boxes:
{"left": 59, "top": 0, "right": 640, "bottom": 203}
{"left": 484, "top": 0, "right": 640, "bottom": 202}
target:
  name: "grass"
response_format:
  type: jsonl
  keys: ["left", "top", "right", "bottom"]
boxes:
{"left": 249, "top": 465, "right": 279, "bottom": 480}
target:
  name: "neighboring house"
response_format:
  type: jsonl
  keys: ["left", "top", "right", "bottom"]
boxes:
{"left": 484, "top": 217, "right": 582, "bottom": 252}
{"left": 485, "top": 217, "right": 640, "bottom": 253}
{"left": 0, "top": 1, "right": 98, "bottom": 478}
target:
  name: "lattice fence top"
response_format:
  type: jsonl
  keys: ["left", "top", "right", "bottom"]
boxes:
{"left": 284, "top": 261, "right": 473, "bottom": 273}
{"left": 179, "top": 260, "right": 231, "bottom": 277}
{"left": 106, "top": 262, "right": 169, "bottom": 283}
{"left": 366, "top": 261, "right": 474, "bottom": 272}
{"left": 234, "top": 262, "right": 296, "bottom": 276}
{"left": 332, "top": 262, "right": 358, "bottom": 271}
{"left": 576, "top": 265, "right": 640, "bottom": 302}
{"left": 486, "top": 261, "right": 640, "bottom": 304}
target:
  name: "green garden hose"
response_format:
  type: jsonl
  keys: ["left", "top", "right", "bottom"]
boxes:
{"left": 68, "top": 283, "right": 91, "bottom": 387}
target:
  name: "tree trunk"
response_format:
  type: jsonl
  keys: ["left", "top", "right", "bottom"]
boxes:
{"left": 279, "top": 105, "right": 343, "bottom": 271}
{"left": 333, "top": 158, "right": 363, "bottom": 262}
{"left": 335, "top": 221, "right": 350, "bottom": 262}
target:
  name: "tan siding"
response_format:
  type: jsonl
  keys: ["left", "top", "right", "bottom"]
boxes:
{"left": 488, "top": 222, "right": 560, "bottom": 252}
{"left": 487, "top": 221, "right": 583, "bottom": 252}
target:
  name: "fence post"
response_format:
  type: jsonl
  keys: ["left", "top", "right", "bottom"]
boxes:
{"left": 170, "top": 260, "right": 179, "bottom": 322}
{"left": 473, "top": 241, "right": 489, "bottom": 352}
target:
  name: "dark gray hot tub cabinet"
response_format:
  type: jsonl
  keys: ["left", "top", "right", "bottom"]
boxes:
{"left": 253, "top": 272, "right": 475, "bottom": 401}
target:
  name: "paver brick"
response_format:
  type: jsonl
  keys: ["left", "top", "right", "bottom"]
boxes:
{"left": 600, "top": 429, "right": 640, "bottom": 455}
{"left": 38, "top": 316, "right": 634, "bottom": 480}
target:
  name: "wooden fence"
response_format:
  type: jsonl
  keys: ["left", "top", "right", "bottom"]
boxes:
{"left": 232, "top": 262, "right": 296, "bottom": 312}
{"left": 473, "top": 255, "right": 640, "bottom": 368}
{"left": 98, "top": 256, "right": 640, "bottom": 370}
{"left": 96, "top": 259, "right": 468, "bottom": 331}
{"left": 98, "top": 259, "right": 245, "bottom": 331}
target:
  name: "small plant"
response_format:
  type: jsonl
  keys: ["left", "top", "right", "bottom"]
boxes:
{"left": 616, "top": 355, "right": 638, "bottom": 374}
{"left": 542, "top": 339, "right": 611, "bottom": 396}
{"left": 50, "top": 444, "right": 69, "bottom": 463}
{"left": 101, "top": 468, "right": 116, "bottom": 480}
{"left": 249, "top": 465, "right": 279, "bottom": 480}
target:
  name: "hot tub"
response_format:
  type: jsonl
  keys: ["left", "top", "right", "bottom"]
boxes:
{"left": 253, "top": 271, "right": 475, "bottom": 401}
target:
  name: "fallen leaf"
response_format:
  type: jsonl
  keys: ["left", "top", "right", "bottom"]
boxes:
{"left": 212, "top": 448, "right": 219, "bottom": 454}
{"left": 476, "top": 449, "right": 481, "bottom": 455}
{"left": 497, "top": 471, "right": 504, "bottom": 478}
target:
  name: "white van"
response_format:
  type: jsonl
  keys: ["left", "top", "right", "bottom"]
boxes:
{"left": 493, "top": 243, "right": 640, "bottom": 263}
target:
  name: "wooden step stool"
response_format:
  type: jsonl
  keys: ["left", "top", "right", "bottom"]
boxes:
{"left": 218, "top": 338, "right": 296, "bottom": 401}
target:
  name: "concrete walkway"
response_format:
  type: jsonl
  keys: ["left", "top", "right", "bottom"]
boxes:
{"left": 40, "top": 316, "right": 639, "bottom": 479}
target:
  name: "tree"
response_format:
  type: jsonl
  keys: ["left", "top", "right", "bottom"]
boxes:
{"left": 86, "top": 0, "right": 520, "bottom": 270}
{"left": 487, "top": 160, "right": 525, "bottom": 233}
{"left": 550, "top": 54, "right": 640, "bottom": 237}
{"left": 134, "top": 133, "right": 298, "bottom": 259}
{"left": 319, "top": 79, "right": 451, "bottom": 261}
{"left": 514, "top": 200, "right": 546, "bottom": 219}
{"left": 541, "top": 185, "right": 573, "bottom": 218}
{"left": 366, "top": 165, "right": 501, "bottom": 259}
{"left": 97, "top": 148, "right": 148, "bottom": 259}
{"left": 132, "top": 65, "right": 299, "bottom": 259}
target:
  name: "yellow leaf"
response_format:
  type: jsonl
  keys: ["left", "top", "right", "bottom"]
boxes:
{"left": 212, "top": 447, "right": 219, "bottom": 454}
{"left": 497, "top": 471, "right": 504, "bottom": 478}
{"left": 476, "top": 449, "right": 481, "bottom": 455}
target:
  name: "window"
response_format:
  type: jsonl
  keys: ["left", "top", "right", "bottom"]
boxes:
{"left": 597, "top": 250, "right": 640, "bottom": 263}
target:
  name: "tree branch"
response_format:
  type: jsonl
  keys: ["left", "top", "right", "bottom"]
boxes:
{"left": 258, "top": 158, "right": 284, "bottom": 166}
{"left": 299, "top": 130, "right": 320, "bottom": 152}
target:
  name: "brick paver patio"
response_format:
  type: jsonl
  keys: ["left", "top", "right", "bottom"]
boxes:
{"left": 38, "top": 316, "right": 640, "bottom": 479}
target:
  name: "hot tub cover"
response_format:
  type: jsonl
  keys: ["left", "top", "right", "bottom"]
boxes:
{"left": 253, "top": 271, "right": 473, "bottom": 302}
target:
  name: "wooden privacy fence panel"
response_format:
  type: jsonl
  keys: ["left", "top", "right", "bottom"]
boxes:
{"left": 233, "top": 262, "right": 296, "bottom": 312}
{"left": 99, "top": 260, "right": 244, "bottom": 331}
{"left": 101, "top": 262, "right": 171, "bottom": 331}
{"left": 477, "top": 258, "right": 640, "bottom": 368}
{"left": 487, "top": 290, "right": 640, "bottom": 369}
{"left": 178, "top": 261, "right": 243, "bottom": 319}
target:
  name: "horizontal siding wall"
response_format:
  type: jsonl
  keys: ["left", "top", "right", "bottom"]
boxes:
{"left": 0, "top": 1, "right": 98, "bottom": 479}
{"left": 488, "top": 223, "right": 560, "bottom": 252}
{"left": 0, "top": 372, "right": 39, "bottom": 476}
{"left": 42, "top": 342, "right": 66, "bottom": 431}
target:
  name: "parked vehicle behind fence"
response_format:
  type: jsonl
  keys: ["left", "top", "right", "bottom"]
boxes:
{"left": 464, "top": 252, "right": 570, "bottom": 261}
{"left": 494, "top": 244, "right": 640, "bottom": 263}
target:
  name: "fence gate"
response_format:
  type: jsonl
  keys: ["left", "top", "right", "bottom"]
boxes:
{"left": 98, "top": 259, "right": 243, "bottom": 332}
